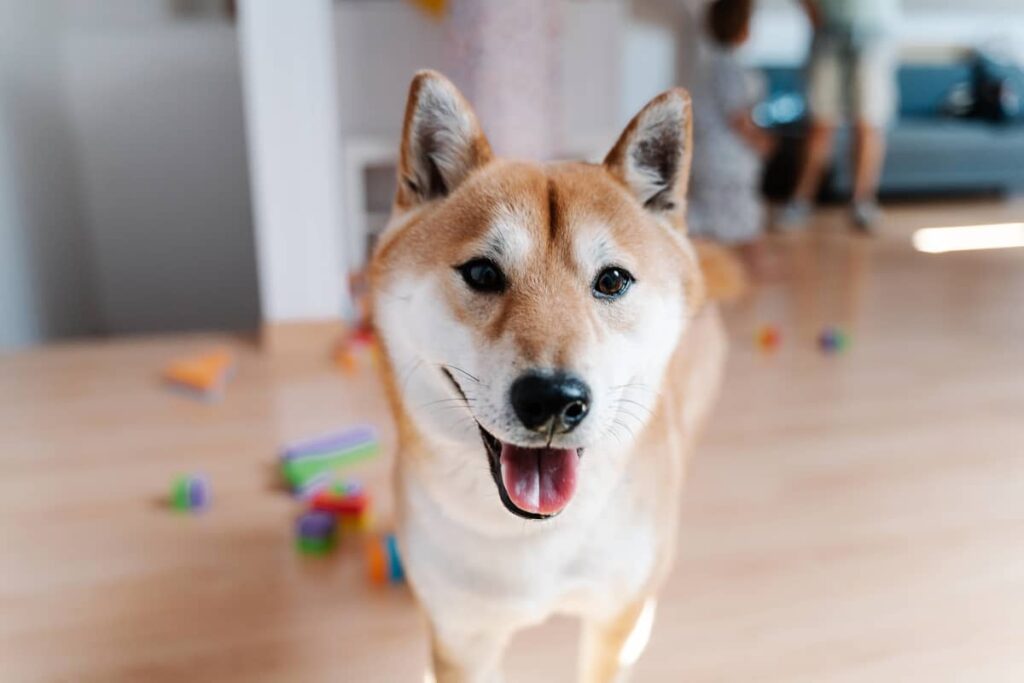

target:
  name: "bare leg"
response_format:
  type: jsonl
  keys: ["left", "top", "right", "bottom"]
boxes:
{"left": 851, "top": 120, "right": 886, "bottom": 204}
{"left": 792, "top": 120, "right": 836, "bottom": 203}
{"left": 429, "top": 621, "right": 511, "bottom": 683}
{"left": 777, "top": 120, "right": 836, "bottom": 229}
{"left": 579, "top": 598, "right": 656, "bottom": 683}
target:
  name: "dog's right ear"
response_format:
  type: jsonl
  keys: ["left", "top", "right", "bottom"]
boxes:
{"left": 396, "top": 71, "right": 493, "bottom": 209}
{"left": 603, "top": 88, "right": 692, "bottom": 221}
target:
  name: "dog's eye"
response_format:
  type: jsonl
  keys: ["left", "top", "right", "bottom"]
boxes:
{"left": 457, "top": 258, "right": 506, "bottom": 293}
{"left": 593, "top": 267, "right": 633, "bottom": 299}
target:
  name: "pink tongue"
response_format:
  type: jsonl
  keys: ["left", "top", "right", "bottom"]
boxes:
{"left": 500, "top": 444, "right": 579, "bottom": 515}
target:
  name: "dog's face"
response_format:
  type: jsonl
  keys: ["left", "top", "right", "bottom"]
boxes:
{"left": 373, "top": 72, "right": 703, "bottom": 527}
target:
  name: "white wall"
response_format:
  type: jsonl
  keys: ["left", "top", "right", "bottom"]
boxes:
{"left": 1, "top": 1, "right": 259, "bottom": 347}
{"left": 60, "top": 20, "right": 260, "bottom": 335}
{"left": 238, "top": 0, "right": 347, "bottom": 324}
{"left": 0, "top": 0, "right": 95, "bottom": 349}
{"left": 335, "top": 2, "right": 447, "bottom": 140}
{"left": 623, "top": 0, "right": 698, "bottom": 127}
{"left": 561, "top": 0, "right": 627, "bottom": 156}
{"left": 334, "top": 0, "right": 625, "bottom": 157}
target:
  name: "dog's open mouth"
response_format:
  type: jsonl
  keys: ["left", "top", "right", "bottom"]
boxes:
{"left": 479, "top": 425, "right": 581, "bottom": 520}
{"left": 442, "top": 367, "right": 581, "bottom": 520}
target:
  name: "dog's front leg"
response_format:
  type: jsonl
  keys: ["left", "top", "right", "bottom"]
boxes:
{"left": 429, "top": 619, "right": 512, "bottom": 683}
{"left": 578, "top": 598, "right": 657, "bottom": 683}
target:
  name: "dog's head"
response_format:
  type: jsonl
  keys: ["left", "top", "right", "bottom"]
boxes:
{"left": 372, "top": 71, "right": 704, "bottom": 526}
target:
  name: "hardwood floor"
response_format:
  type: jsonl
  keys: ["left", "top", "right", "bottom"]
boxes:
{"left": 3, "top": 199, "right": 1023, "bottom": 682}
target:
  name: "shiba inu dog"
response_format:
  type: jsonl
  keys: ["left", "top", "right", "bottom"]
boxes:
{"left": 371, "top": 71, "right": 732, "bottom": 682}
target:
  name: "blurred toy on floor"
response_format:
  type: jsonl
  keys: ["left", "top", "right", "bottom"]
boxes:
{"left": 755, "top": 324, "right": 782, "bottom": 352}
{"left": 310, "top": 481, "right": 374, "bottom": 533}
{"left": 819, "top": 326, "right": 850, "bottom": 353}
{"left": 281, "top": 424, "right": 388, "bottom": 580}
{"left": 296, "top": 510, "right": 338, "bottom": 556}
{"left": 162, "top": 348, "right": 235, "bottom": 401}
{"left": 279, "top": 425, "right": 379, "bottom": 497}
{"left": 334, "top": 269, "right": 380, "bottom": 373}
{"left": 169, "top": 474, "right": 210, "bottom": 513}
{"left": 366, "top": 533, "right": 405, "bottom": 585}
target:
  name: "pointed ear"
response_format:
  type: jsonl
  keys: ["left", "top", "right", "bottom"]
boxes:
{"left": 396, "top": 70, "right": 493, "bottom": 209}
{"left": 604, "top": 88, "right": 692, "bottom": 217}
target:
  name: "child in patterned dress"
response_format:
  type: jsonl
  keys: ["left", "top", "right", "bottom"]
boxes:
{"left": 688, "top": 0, "right": 775, "bottom": 274}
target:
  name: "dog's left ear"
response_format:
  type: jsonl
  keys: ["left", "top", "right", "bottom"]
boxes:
{"left": 396, "top": 70, "right": 493, "bottom": 209}
{"left": 604, "top": 88, "right": 692, "bottom": 220}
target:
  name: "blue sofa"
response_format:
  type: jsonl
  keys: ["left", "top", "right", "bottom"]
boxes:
{"left": 760, "top": 62, "right": 1024, "bottom": 198}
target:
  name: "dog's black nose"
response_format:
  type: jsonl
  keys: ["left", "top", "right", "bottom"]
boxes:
{"left": 510, "top": 373, "right": 591, "bottom": 435}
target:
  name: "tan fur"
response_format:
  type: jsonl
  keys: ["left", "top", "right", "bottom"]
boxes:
{"left": 578, "top": 598, "right": 651, "bottom": 683}
{"left": 693, "top": 239, "right": 748, "bottom": 303}
{"left": 370, "top": 71, "right": 727, "bottom": 682}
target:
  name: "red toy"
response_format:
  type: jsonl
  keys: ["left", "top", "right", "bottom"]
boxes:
{"left": 755, "top": 324, "right": 781, "bottom": 352}
{"left": 310, "top": 489, "right": 368, "bottom": 516}
{"left": 309, "top": 482, "right": 372, "bottom": 534}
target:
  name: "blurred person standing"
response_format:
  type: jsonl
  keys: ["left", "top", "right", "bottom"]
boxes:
{"left": 778, "top": 0, "right": 901, "bottom": 233}
{"left": 689, "top": 0, "right": 777, "bottom": 276}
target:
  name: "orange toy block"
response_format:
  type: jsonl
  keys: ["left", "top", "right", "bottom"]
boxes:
{"left": 333, "top": 347, "right": 358, "bottom": 374}
{"left": 163, "top": 348, "right": 234, "bottom": 394}
{"left": 366, "top": 536, "right": 387, "bottom": 585}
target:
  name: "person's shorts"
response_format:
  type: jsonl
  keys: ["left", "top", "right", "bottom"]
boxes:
{"left": 806, "top": 31, "right": 898, "bottom": 127}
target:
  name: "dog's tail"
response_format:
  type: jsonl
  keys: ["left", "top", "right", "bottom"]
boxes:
{"left": 692, "top": 239, "right": 747, "bottom": 303}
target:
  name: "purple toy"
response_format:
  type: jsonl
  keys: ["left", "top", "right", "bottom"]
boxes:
{"left": 297, "top": 510, "right": 337, "bottom": 539}
{"left": 296, "top": 510, "right": 338, "bottom": 555}
{"left": 281, "top": 425, "right": 378, "bottom": 461}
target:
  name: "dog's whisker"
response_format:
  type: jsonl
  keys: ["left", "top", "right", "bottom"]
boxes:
{"left": 442, "top": 413, "right": 478, "bottom": 427}
{"left": 449, "top": 414, "right": 479, "bottom": 429}
{"left": 419, "top": 396, "right": 478, "bottom": 408}
{"left": 612, "top": 403, "right": 649, "bottom": 423}
{"left": 607, "top": 426, "right": 625, "bottom": 445}
{"left": 610, "top": 381, "right": 654, "bottom": 391}
{"left": 610, "top": 382, "right": 661, "bottom": 398}
{"left": 430, "top": 406, "right": 478, "bottom": 417}
{"left": 616, "top": 398, "right": 654, "bottom": 416}
{"left": 425, "top": 407, "right": 475, "bottom": 422}
{"left": 441, "top": 363, "right": 485, "bottom": 386}
{"left": 612, "top": 426, "right": 628, "bottom": 445}
{"left": 615, "top": 409, "right": 646, "bottom": 427}
{"left": 399, "top": 358, "right": 425, "bottom": 393}
{"left": 612, "top": 418, "right": 637, "bottom": 442}
{"left": 599, "top": 419, "right": 627, "bottom": 445}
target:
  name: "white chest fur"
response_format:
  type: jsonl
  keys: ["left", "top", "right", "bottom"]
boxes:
{"left": 396, "top": 449, "right": 661, "bottom": 633}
